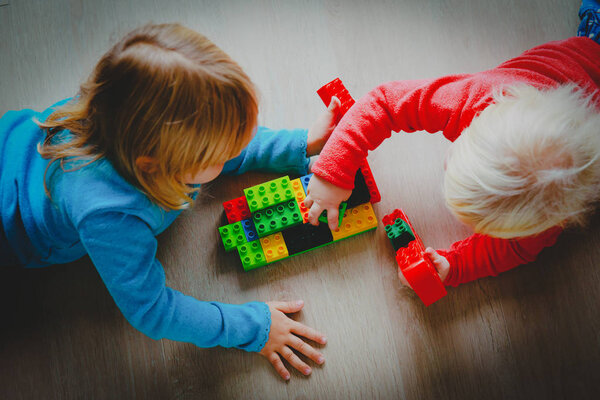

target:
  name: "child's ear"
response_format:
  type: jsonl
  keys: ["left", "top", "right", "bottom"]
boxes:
{"left": 135, "top": 156, "right": 158, "bottom": 174}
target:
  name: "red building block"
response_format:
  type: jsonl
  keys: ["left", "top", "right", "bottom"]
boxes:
{"left": 383, "top": 208, "right": 447, "bottom": 306}
{"left": 317, "top": 78, "right": 356, "bottom": 120}
{"left": 223, "top": 196, "right": 251, "bottom": 224}
{"left": 359, "top": 159, "right": 381, "bottom": 204}
{"left": 396, "top": 241, "right": 447, "bottom": 306}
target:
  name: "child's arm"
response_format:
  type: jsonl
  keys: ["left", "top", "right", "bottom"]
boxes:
{"left": 78, "top": 211, "right": 272, "bottom": 351}
{"left": 305, "top": 75, "right": 497, "bottom": 228}
{"left": 221, "top": 99, "right": 340, "bottom": 176}
{"left": 310, "top": 75, "right": 492, "bottom": 190}
{"left": 78, "top": 211, "right": 326, "bottom": 380}
{"left": 431, "top": 227, "right": 563, "bottom": 287}
{"left": 221, "top": 126, "right": 310, "bottom": 176}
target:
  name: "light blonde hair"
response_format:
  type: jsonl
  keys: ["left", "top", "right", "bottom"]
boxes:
{"left": 38, "top": 23, "right": 258, "bottom": 210}
{"left": 444, "top": 84, "right": 600, "bottom": 238}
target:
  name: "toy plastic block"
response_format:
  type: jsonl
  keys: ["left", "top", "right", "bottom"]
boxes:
{"left": 331, "top": 202, "right": 378, "bottom": 241}
{"left": 300, "top": 173, "right": 312, "bottom": 195}
{"left": 259, "top": 232, "right": 289, "bottom": 263}
{"left": 396, "top": 241, "right": 447, "bottom": 306}
{"left": 253, "top": 199, "right": 303, "bottom": 238}
{"left": 317, "top": 78, "right": 356, "bottom": 119}
{"left": 238, "top": 240, "right": 267, "bottom": 271}
{"left": 241, "top": 219, "right": 258, "bottom": 242}
{"left": 318, "top": 202, "right": 347, "bottom": 228}
{"left": 384, "top": 218, "right": 415, "bottom": 251}
{"left": 218, "top": 221, "right": 247, "bottom": 252}
{"left": 244, "top": 176, "right": 295, "bottom": 213}
{"left": 291, "top": 178, "right": 309, "bottom": 223}
{"left": 346, "top": 168, "right": 372, "bottom": 208}
{"left": 359, "top": 159, "right": 381, "bottom": 204}
{"left": 382, "top": 209, "right": 425, "bottom": 249}
{"left": 281, "top": 222, "right": 334, "bottom": 256}
{"left": 223, "top": 196, "right": 251, "bottom": 224}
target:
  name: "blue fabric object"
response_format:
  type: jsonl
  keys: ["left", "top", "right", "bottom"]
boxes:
{"left": 578, "top": 0, "right": 600, "bottom": 44}
{"left": 0, "top": 100, "right": 309, "bottom": 352}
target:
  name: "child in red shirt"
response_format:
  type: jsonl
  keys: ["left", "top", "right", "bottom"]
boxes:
{"left": 304, "top": 19, "right": 600, "bottom": 288}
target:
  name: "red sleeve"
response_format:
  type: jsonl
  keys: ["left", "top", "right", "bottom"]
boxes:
{"left": 311, "top": 75, "right": 496, "bottom": 189}
{"left": 437, "top": 226, "right": 563, "bottom": 287}
{"left": 312, "top": 38, "right": 600, "bottom": 190}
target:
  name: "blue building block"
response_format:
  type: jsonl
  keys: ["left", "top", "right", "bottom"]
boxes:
{"left": 300, "top": 173, "right": 312, "bottom": 195}
{"left": 241, "top": 219, "right": 258, "bottom": 242}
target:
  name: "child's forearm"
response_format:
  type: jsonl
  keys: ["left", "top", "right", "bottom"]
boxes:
{"left": 311, "top": 78, "right": 454, "bottom": 189}
{"left": 79, "top": 211, "right": 272, "bottom": 351}
{"left": 221, "top": 126, "right": 309, "bottom": 176}
{"left": 438, "top": 226, "right": 563, "bottom": 287}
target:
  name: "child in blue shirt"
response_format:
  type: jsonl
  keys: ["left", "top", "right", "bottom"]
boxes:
{"left": 0, "top": 23, "right": 336, "bottom": 381}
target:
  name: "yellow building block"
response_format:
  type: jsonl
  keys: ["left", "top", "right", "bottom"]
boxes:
{"left": 259, "top": 232, "right": 289, "bottom": 263}
{"left": 290, "top": 178, "right": 309, "bottom": 223}
{"left": 331, "top": 202, "right": 378, "bottom": 241}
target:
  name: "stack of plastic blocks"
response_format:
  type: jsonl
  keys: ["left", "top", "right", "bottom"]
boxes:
{"left": 382, "top": 209, "right": 447, "bottom": 306}
{"left": 219, "top": 171, "right": 380, "bottom": 271}
{"left": 218, "top": 77, "right": 382, "bottom": 271}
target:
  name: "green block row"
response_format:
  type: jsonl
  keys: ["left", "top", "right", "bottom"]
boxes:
{"left": 253, "top": 200, "right": 303, "bottom": 238}
{"left": 244, "top": 176, "right": 295, "bottom": 213}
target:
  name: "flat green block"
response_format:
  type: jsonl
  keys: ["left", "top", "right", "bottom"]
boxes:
{"left": 219, "top": 221, "right": 247, "bottom": 252}
{"left": 244, "top": 176, "right": 295, "bottom": 213}
{"left": 253, "top": 199, "right": 303, "bottom": 238}
{"left": 318, "top": 202, "right": 347, "bottom": 227}
{"left": 238, "top": 240, "right": 267, "bottom": 271}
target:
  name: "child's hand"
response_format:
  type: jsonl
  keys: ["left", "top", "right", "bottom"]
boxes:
{"left": 306, "top": 97, "right": 342, "bottom": 156}
{"left": 260, "top": 300, "right": 327, "bottom": 381}
{"left": 304, "top": 175, "right": 352, "bottom": 230}
{"left": 397, "top": 247, "right": 450, "bottom": 287}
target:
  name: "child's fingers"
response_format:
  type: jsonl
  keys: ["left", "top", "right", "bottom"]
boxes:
{"left": 288, "top": 336, "right": 325, "bottom": 365}
{"left": 272, "top": 300, "right": 304, "bottom": 314}
{"left": 307, "top": 202, "right": 324, "bottom": 226}
{"left": 327, "top": 207, "right": 339, "bottom": 231}
{"left": 280, "top": 346, "right": 312, "bottom": 376}
{"left": 291, "top": 320, "right": 327, "bottom": 345}
{"left": 397, "top": 268, "right": 412, "bottom": 289}
{"left": 328, "top": 96, "right": 341, "bottom": 111}
{"left": 303, "top": 194, "right": 314, "bottom": 209}
{"left": 268, "top": 352, "right": 291, "bottom": 380}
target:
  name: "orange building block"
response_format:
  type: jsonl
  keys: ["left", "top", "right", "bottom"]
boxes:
{"left": 290, "top": 178, "right": 309, "bottom": 223}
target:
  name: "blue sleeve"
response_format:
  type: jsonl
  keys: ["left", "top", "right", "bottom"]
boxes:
{"left": 221, "top": 126, "right": 309, "bottom": 175}
{"left": 77, "top": 211, "right": 271, "bottom": 352}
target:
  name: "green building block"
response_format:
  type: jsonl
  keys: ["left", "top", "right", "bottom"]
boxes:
{"left": 384, "top": 218, "right": 415, "bottom": 251}
{"left": 238, "top": 240, "right": 267, "bottom": 271}
{"left": 244, "top": 176, "right": 295, "bottom": 213}
{"left": 318, "top": 201, "right": 347, "bottom": 227}
{"left": 253, "top": 199, "right": 303, "bottom": 238}
{"left": 218, "top": 221, "right": 247, "bottom": 252}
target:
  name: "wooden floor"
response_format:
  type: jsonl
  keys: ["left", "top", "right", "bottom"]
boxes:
{"left": 2, "top": 0, "right": 599, "bottom": 399}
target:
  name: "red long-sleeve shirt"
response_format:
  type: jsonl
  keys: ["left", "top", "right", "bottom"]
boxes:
{"left": 312, "top": 37, "right": 600, "bottom": 286}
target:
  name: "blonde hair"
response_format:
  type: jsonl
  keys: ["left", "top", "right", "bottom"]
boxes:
{"left": 38, "top": 23, "right": 258, "bottom": 210}
{"left": 444, "top": 84, "right": 600, "bottom": 238}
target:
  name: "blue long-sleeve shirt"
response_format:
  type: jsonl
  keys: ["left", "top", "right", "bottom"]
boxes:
{"left": 0, "top": 101, "right": 309, "bottom": 352}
